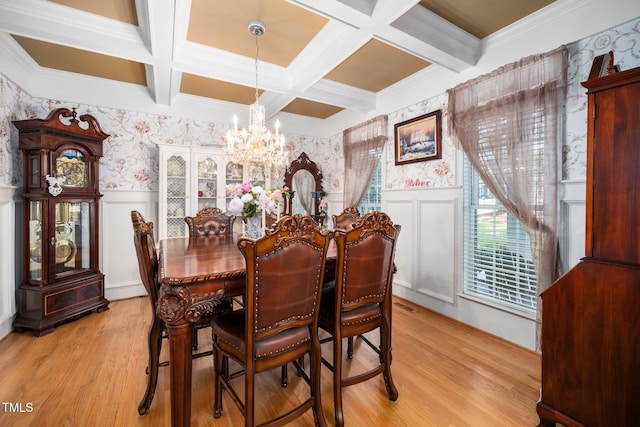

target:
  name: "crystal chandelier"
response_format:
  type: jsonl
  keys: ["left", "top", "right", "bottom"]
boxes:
{"left": 225, "top": 20, "right": 288, "bottom": 172}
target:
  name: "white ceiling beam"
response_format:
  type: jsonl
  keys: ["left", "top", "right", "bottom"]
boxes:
{"left": 144, "top": 0, "right": 177, "bottom": 105}
{"left": 388, "top": 4, "right": 480, "bottom": 70}
{"left": 290, "top": 0, "right": 477, "bottom": 71}
{"left": 0, "top": 0, "right": 149, "bottom": 63}
{"left": 371, "top": 0, "right": 420, "bottom": 22}
{"left": 174, "top": 41, "right": 291, "bottom": 94}
{"left": 285, "top": 20, "right": 363, "bottom": 93}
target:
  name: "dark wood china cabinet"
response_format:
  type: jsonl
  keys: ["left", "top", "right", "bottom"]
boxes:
{"left": 13, "top": 108, "right": 109, "bottom": 336}
{"left": 537, "top": 67, "right": 640, "bottom": 426}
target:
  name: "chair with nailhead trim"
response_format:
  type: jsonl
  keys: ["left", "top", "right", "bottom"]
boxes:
{"left": 185, "top": 207, "right": 235, "bottom": 237}
{"left": 318, "top": 211, "right": 401, "bottom": 427}
{"left": 131, "top": 210, "right": 232, "bottom": 416}
{"left": 211, "top": 214, "right": 332, "bottom": 427}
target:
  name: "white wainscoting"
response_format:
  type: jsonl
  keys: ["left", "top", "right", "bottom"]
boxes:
{"left": 101, "top": 190, "right": 157, "bottom": 301}
{"left": 382, "top": 181, "right": 586, "bottom": 351}
{"left": 383, "top": 186, "right": 538, "bottom": 349}
{"left": 559, "top": 180, "right": 586, "bottom": 271}
{"left": 0, "top": 186, "right": 16, "bottom": 340}
{"left": 384, "top": 187, "right": 460, "bottom": 305}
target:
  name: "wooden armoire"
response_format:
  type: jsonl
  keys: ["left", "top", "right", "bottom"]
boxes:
{"left": 537, "top": 67, "right": 640, "bottom": 426}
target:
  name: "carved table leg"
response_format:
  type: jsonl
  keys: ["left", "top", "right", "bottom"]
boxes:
{"left": 157, "top": 285, "right": 225, "bottom": 427}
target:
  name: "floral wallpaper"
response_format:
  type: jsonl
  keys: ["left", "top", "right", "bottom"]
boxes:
{"left": 1, "top": 17, "right": 639, "bottom": 191}
{"left": 385, "top": 93, "right": 455, "bottom": 190}
{"left": 289, "top": 133, "right": 343, "bottom": 193}
{"left": 0, "top": 91, "right": 333, "bottom": 191}
{"left": 564, "top": 17, "right": 640, "bottom": 180}
{"left": 0, "top": 75, "right": 31, "bottom": 187}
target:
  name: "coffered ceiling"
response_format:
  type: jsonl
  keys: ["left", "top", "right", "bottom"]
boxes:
{"left": 0, "top": 0, "right": 556, "bottom": 122}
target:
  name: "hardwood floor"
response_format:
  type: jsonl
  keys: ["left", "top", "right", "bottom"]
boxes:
{"left": 0, "top": 296, "right": 541, "bottom": 426}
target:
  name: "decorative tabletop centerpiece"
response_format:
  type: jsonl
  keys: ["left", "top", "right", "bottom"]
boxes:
{"left": 226, "top": 181, "right": 288, "bottom": 238}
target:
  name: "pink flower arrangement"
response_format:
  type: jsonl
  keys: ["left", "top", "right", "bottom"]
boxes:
{"left": 226, "top": 182, "right": 289, "bottom": 219}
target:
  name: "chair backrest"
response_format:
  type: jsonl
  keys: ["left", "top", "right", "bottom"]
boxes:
{"left": 333, "top": 211, "right": 400, "bottom": 311}
{"left": 131, "top": 210, "right": 159, "bottom": 307}
{"left": 332, "top": 207, "right": 361, "bottom": 230}
{"left": 237, "top": 214, "right": 332, "bottom": 340}
{"left": 185, "top": 207, "right": 235, "bottom": 237}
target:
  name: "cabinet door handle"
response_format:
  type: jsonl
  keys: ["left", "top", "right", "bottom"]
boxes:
{"left": 51, "top": 236, "right": 56, "bottom": 246}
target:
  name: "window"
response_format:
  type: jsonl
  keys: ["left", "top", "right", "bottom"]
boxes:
{"left": 460, "top": 96, "right": 551, "bottom": 316}
{"left": 463, "top": 156, "right": 538, "bottom": 315}
{"left": 358, "top": 160, "right": 382, "bottom": 213}
{"left": 451, "top": 48, "right": 566, "bottom": 332}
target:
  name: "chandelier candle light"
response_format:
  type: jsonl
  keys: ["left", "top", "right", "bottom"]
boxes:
{"left": 225, "top": 20, "right": 288, "bottom": 171}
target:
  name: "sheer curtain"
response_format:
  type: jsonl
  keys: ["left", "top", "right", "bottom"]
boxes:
{"left": 343, "top": 115, "right": 388, "bottom": 208}
{"left": 447, "top": 46, "right": 567, "bottom": 349}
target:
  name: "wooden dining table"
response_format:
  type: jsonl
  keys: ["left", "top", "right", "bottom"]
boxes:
{"left": 156, "top": 233, "right": 336, "bottom": 427}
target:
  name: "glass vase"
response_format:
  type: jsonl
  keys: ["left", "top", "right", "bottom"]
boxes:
{"left": 243, "top": 216, "right": 264, "bottom": 239}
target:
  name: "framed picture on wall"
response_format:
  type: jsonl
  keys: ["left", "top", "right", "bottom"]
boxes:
{"left": 394, "top": 110, "right": 442, "bottom": 165}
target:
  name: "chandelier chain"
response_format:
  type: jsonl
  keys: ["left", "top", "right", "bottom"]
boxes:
{"left": 254, "top": 34, "right": 259, "bottom": 103}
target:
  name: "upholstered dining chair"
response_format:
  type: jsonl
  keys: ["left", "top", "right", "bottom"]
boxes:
{"left": 328, "top": 206, "right": 362, "bottom": 355}
{"left": 318, "top": 211, "right": 401, "bottom": 427}
{"left": 184, "top": 206, "right": 235, "bottom": 237}
{"left": 185, "top": 206, "right": 239, "bottom": 346}
{"left": 130, "top": 210, "right": 232, "bottom": 416}
{"left": 211, "top": 214, "right": 332, "bottom": 427}
{"left": 331, "top": 206, "right": 361, "bottom": 230}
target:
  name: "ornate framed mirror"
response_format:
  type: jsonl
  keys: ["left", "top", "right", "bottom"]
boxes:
{"left": 283, "top": 152, "right": 326, "bottom": 224}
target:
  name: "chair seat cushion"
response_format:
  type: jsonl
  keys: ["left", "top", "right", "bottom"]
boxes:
{"left": 212, "top": 309, "right": 311, "bottom": 365}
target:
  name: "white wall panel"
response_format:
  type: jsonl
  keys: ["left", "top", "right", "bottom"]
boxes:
{"left": 101, "top": 190, "right": 157, "bottom": 301}
{"left": 559, "top": 180, "right": 586, "bottom": 272}
{"left": 384, "top": 188, "right": 459, "bottom": 305}
{"left": 0, "top": 186, "right": 16, "bottom": 340}
{"left": 383, "top": 199, "right": 413, "bottom": 291}
{"left": 416, "top": 198, "right": 457, "bottom": 304}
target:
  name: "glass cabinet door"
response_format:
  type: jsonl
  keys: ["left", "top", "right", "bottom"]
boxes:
{"left": 225, "top": 162, "right": 244, "bottom": 206}
{"left": 28, "top": 200, "right": 43, "bottom": 282}
{"left": 166, "top": 155, "right": 187, "bottom": 238}
{"left": 54, "top": 201, "right": 90, "bottom": 277}
{"left": 197, "top": 156, "right": 218, "bottom": 211}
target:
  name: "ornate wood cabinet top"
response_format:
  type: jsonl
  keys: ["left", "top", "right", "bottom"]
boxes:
{"left": 13, "top": 107, "right": 108, "bottom": 155}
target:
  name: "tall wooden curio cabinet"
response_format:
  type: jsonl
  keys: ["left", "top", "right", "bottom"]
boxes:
{"left": 13, "top": 108, "right": 110, "bottom": 336}
{"left": 537, "top": 67, "right": 640, "bottom": 426}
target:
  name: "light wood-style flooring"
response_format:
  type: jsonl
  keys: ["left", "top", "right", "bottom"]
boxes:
{"left": 0, "top": 296, "right": 541, "bottom": 426}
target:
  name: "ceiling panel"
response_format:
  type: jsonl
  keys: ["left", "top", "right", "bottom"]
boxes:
{"left": 281, "top": 98, "right": 345, "bottom": 119}
{"left": 324, "top": 39, "right": 431, "bottom": 92}
{"left": 187, "top": 0, "right": 328, "bottom": 67}
{"left": 418, "top": 0, "right": 556, "bottom": 38}
{"left": 180, "top": 73, "right": 258, "bottom": 105}
{"left": 11, "top": 35, "right": 146, "bottom": 86}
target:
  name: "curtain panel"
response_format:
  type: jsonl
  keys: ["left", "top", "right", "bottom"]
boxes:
{"left": 447, "top": 46, "right": 568, "bottom": 350}
{"left": 342, "top": 115, "right": 388, "bottom": 208}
